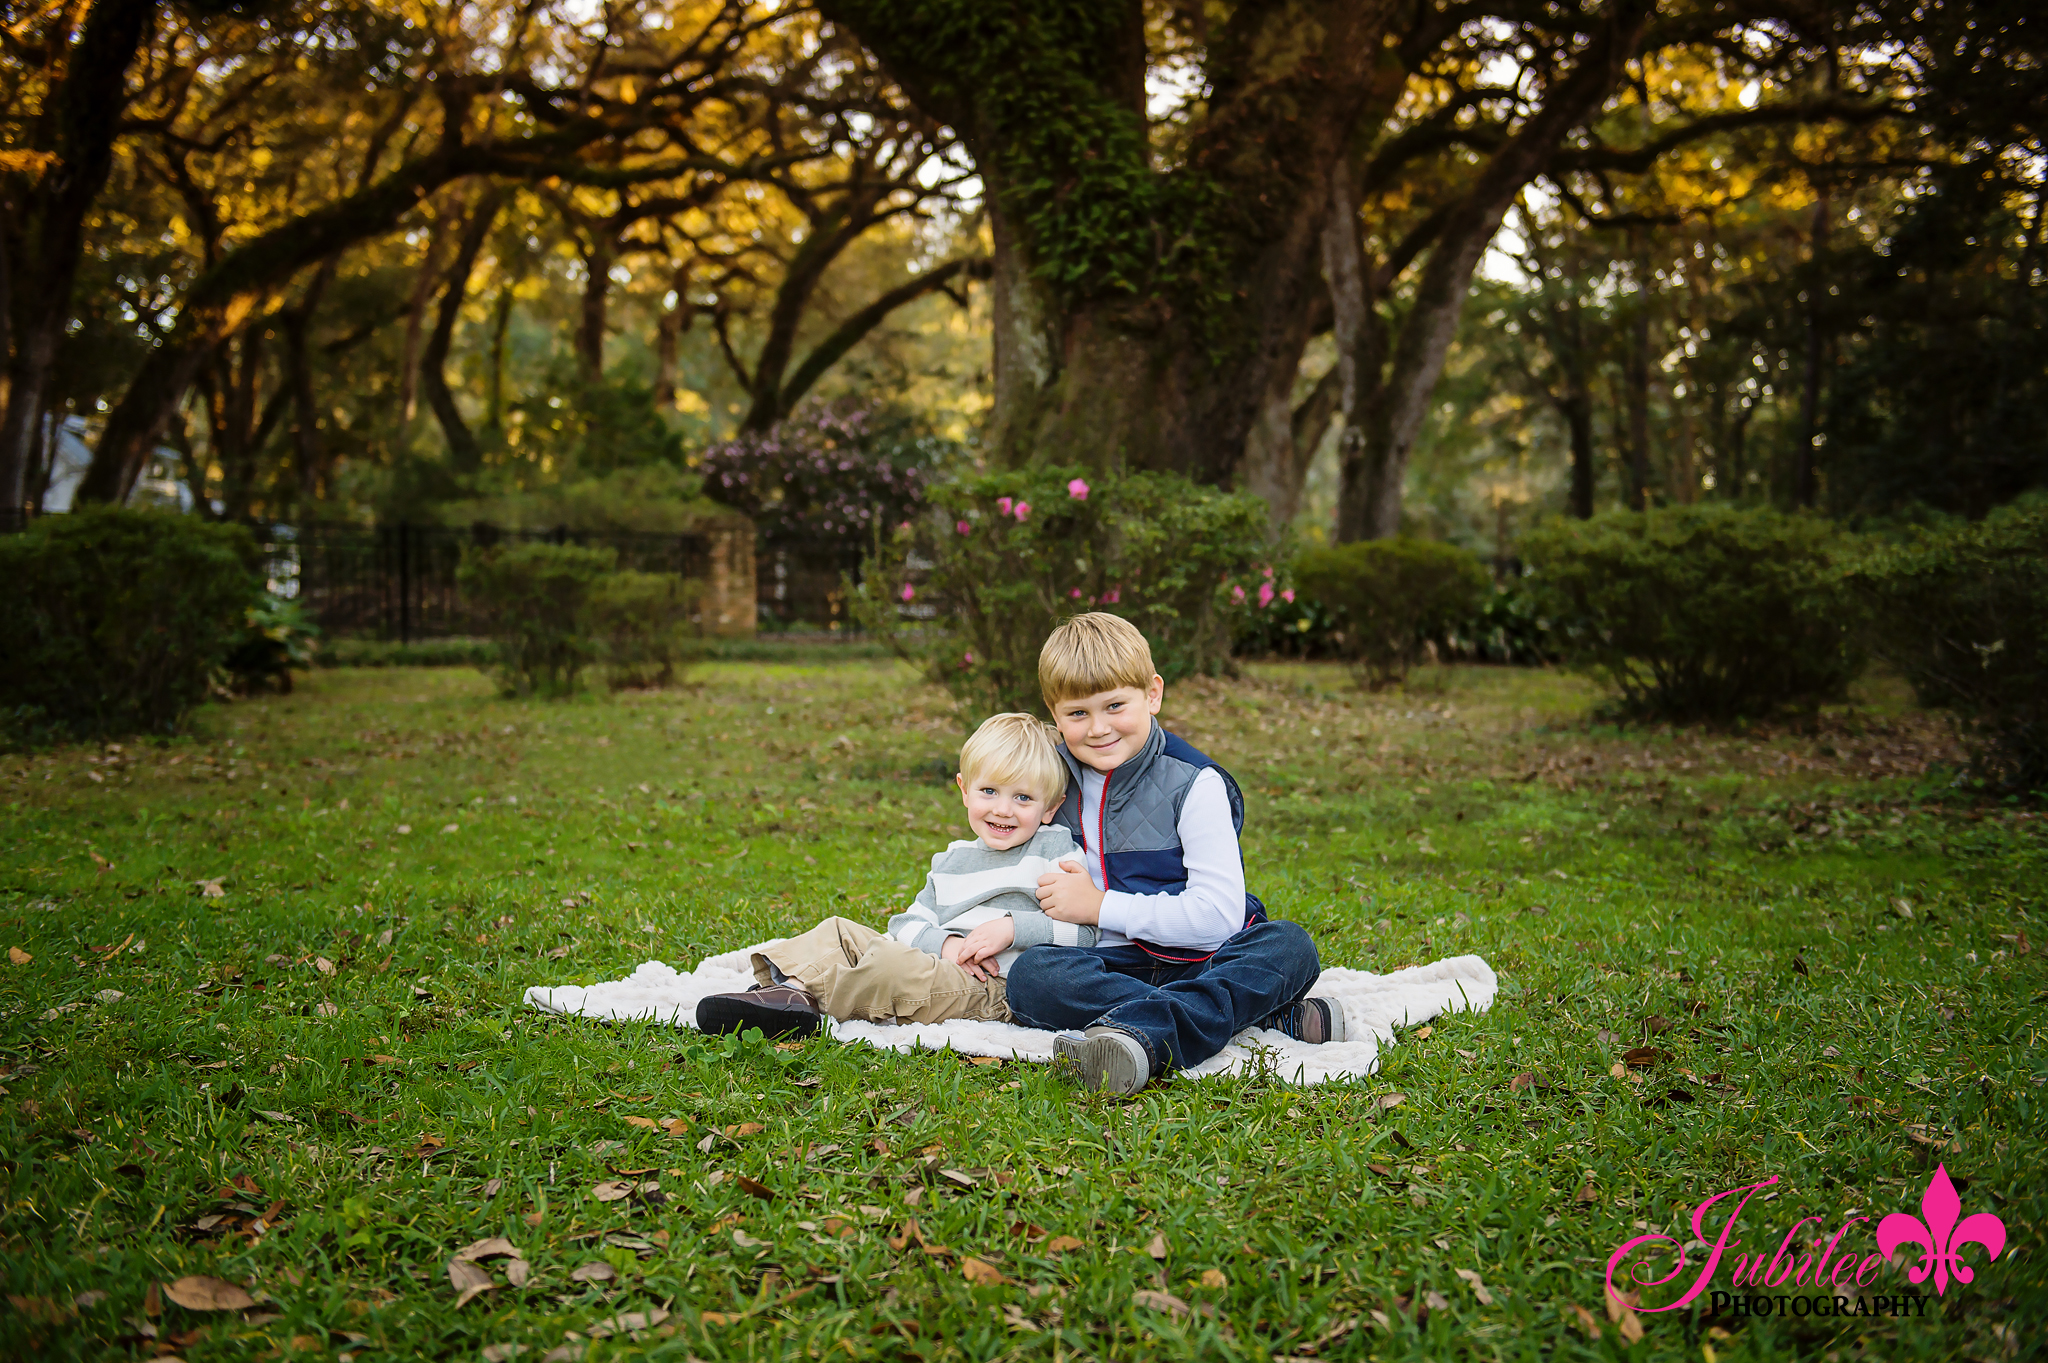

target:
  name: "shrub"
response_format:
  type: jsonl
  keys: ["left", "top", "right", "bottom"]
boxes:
{"left": 318, "top": 637, "right": 498, "bottom": 669}
{"left": 852, "top": 467, "right": 1272, "bottom": 718}
{"left": 1293, "top": 539, "right": 1491, "bottom": 688}
{"left": 1849, "top": 500, "right": 2048, "bottom": 794}
{"left": 588, "top": 571, "right": 705, "bottom": 690}
{"left": 1445, "top": 578, "right": 1564, "bottom": 666}
{"left": 699, "top": 399, "right": 948, "bottom": 553}
{"left": 457, "top": 542, "right": 617, "bottom": 696}
{"left": 221, "top": 595, "right": 321, "bottom": 694}
{"left": 1520, "top": 506, "right": 1866, "bottom": 722}
{"left": 0, "top": 508, "right": 258, "bottom": 741}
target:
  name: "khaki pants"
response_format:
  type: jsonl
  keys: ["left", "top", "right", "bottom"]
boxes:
{"left": 752, "top": 917, "right": 1010, "bottom": 1025}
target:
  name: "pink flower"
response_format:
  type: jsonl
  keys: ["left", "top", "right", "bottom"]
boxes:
{"left": 1258, "top": 582, "right": 1275, "bottom": 609}
{"left": 1102, "top": 589, "right": 1120, "bottom": 604}
{"left": 961, "top": 650, "right": 975, "bottom": 669}
{"left": 1067, "top": 478, "right": 1090, "bottom": 500}
{"left": 899, "top": 583, "right": 915, "bottom": 602}
{"left": 1070, "top": 588, "right": 1083, "bottom": 599}
{"left": 1231, "top": 585, "right": 1246, "bottom": 605}
{"left": 1262, "top": 564, "right": 1275, "bottom": 579}
{"left": 956, "top": 520, "right": 972, "bottom": 535}
{"left": 1282, "top": 588, "right": 1296, "bottom": 603}
{"left": 996, "top": 496, "right": 1013, "bottom": 515}
{"left": 1013, "top": 501, "right": 1031, "bottom": 521}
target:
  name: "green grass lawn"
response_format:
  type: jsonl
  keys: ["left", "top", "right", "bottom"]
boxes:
{"left": 2, "top": 659, "right": 2042, "bottom": 1362}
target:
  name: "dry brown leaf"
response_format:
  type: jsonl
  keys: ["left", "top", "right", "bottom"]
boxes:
{"left": 1424, "top": 1289, "right": 1451, "bottom": 1311}
{"left": 960, "top": 1257, "right": 1007, "bottom": 1285}
{"left": 1605, "top": 1285, "right": 1644, "bottom": 1343}
{"left": 1509, "top": 1072, "right": 1537, "bottom": 1092}
{"left": 314, "top": 957, "right": 336, "bottom": 976}
{"left": 7, "top": 947, "right": 29, "bottom": 965}
{"left": 1379, "top": 1093, "right": 1406, "bottom": 1109}
{"left": 1575, "top": 1183, "right": 1600, "bottom": 1204}
{"left": 163, "top": 1276, "right": 255, "bottom": 1311}
{"left": 732, "top": 1230, "right": 769, "bottom": 1249}
{"left": 504, "top": 1259, "right": 530, "bottom": 1289}
{"left": 724, "top": 1122, "right": 765, "bottom": 1138}
{"left": 1199, "top": 1269, "right": 1229, "bottom": 1289}
{"left": 699, "top": 1310, "right": 736, "bottom": 1326}
{"left": 591, "top": 1180, "right": 634, "bottom": 1202}
{"left": 454, "top": 1237, "right": 522, "bottom": 1263}
{"left": 1453, "top": 1267, "right": 1494, "bottom": 1305}
{"left": 658, "top": 1117, "right": 691, "bottom": 1136}
{"left": 1132, "top": 1289, "right": 1190, "bottom": 1319}
{"left": 1621, "top": 1047, "right": 1669, "bottom": 1069}
{"left": 736, "top": 1174, "right": 775, "bottom": 1201}
{"left": 1569, "top": 1303, "right": 1601, "bottom": 1337}
{"left": 446, "top": 1259, "right": 495, "bottom": 1307}
{"left": 1145, "top": 1233, "right": 1169, "bottom": 1259}
{"left": 623, "top": 1115, "right": 658, "bottom": 1130}
{"left": 568, "top": 1262, "right": 615, "bottom": 1284}
{"left": 1414, "top": 1025, "right": 1433, "bottom": 1040}
{"left": 1043, "top": 1235, "right": 1086, "bottom": 1253}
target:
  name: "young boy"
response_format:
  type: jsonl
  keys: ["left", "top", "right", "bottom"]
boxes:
{"left": 1008, "top": 612, "right": 1343, "bottom": 1095}
{"left": 695, "top": 713, "right": 1094, "bottom": 1037}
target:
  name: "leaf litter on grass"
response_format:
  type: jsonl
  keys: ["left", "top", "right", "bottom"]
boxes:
{"left": 0, "top": 659, "right": 2038, "bottom": 1361}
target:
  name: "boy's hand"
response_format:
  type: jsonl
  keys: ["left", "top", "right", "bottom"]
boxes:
{"left": 1036, "top": 859, "right": 1105, "bottom": 925}
{"left": 953, "top": 917, "right": 1016, "bottom": 974}
{"left": 940, "top": 932, "right": 999, "bottom": 982}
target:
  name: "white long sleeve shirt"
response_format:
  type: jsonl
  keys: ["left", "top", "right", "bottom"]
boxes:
{"left": 1072, "top": 765, "right": 1246, "bottom": 951}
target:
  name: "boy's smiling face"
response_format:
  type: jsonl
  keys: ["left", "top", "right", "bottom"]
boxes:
{"left": 956, "top": 772, "right": 1057, "bottom": 851}
{"left": 1051, "top": 676, "right": 1164, "bottom": 774}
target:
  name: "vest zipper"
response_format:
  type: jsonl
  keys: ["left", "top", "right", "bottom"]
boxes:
{"left": 1095, "top": 766, "right": 1112, "bottom": 890}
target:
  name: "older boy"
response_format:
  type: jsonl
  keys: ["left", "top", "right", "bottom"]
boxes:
{"left": 695, "top": 713, "right": 1093, "bottom": 1037}
{"left": 1009, "top": 612, "right": 1343, "bottom": 1095}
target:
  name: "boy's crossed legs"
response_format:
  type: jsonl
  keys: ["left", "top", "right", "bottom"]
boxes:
{"left": 696, "top": 916, "right": 1010, "bottom": 1038}
{"left": 1003, "top": 919, "right": 1326, "bottom": 1083}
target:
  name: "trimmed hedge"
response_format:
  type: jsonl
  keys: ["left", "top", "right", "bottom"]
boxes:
{"left": 1520, "top": 506, "right": 1866, "bottom": 722}
{"left": 0, "top": 509, "right": 258, "bottom": 741}
{"left": 1850, "top": 500, "right": 2048, "bottom": 793}
{"left": 1293, "top": 539, "right": 1491, "bottom": 688}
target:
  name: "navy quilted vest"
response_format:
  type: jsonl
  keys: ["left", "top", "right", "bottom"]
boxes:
{"left": 1052, "top": 721, "right": 1267, "bottom": 963}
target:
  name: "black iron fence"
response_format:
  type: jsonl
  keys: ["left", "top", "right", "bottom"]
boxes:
{"left": 755, "top": 542, "right": 869, "bottom": 633}
{"left": 262, "top": 523, "right": 714, "bottom": 642}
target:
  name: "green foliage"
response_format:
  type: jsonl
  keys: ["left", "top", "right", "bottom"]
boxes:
{"left": 852, "top": 468, "right": 1271, "bottom": 718}
{"left": 0, "top": 508, "right": 257, "bottom": 742}
{"left": 587, "top": 571, "right": 706, "bottom": 691}
{"left": 220, "top": 595, "right": 322, "bottom": 695}
{"left": 1521, "top": 506, "right": 1866, "bottom": 722}
{"left": 1447, "top": 580, "right": 1565, "bottom": 666}
{"left": 1849, "top": 500, "right": 2048, "bottom": 794}
{"left": 318, "top": 637, "right": 500, "bottom": 669}
{"left": 1293, "top": 540, "right": 1491, "bottom": 689}
{"left": 440, "top": 465, "right": 727, "bottom": 536}
{"left": 512, "top": 372, "right": 687, "bottom": 481}
{"left": 456, "top": 542, "right": 618, "bottom": 697}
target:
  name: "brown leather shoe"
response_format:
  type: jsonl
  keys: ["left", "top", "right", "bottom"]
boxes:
{"left": 696, "top": 982, "right": 823, "bottom": 1039}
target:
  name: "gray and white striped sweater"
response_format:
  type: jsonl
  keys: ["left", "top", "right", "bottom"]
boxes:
{"left": 885, "top": 825, "right": 1097, "bottom": 972}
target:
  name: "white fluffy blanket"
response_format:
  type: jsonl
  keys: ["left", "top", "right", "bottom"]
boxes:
{"left": 526, "top": 944, "right": 1497, "bottom": 1085}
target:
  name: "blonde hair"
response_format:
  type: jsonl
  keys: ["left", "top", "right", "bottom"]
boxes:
{"left": 1039, "top": 612, "right": 1156, "bottom": 706}
{"left": 959, "top": 712, "right": 1067, "bottom": 802}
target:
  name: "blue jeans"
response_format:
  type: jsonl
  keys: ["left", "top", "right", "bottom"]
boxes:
{"left": 1004, "top": 920, "right": 1322, "bottom": 1076}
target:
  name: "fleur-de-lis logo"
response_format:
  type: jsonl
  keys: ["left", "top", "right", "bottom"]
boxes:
{"left": 1876, "top": 1163, "right": 2007, "bottom": 1295}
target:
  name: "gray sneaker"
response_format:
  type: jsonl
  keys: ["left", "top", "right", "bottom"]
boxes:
{"left": 1052, "top": 1027, "right": 1150, "bottom": 1096}
{"left": 1253, "top": 997, "right": 1346, "bottom": 1043}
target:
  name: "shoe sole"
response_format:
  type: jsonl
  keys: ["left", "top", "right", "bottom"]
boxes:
{"left": 1053, "top": 1031, "right": 1149, "bottom": 1096}
{"left": 696, "top": 995, "right": 821, "bottom": 1039}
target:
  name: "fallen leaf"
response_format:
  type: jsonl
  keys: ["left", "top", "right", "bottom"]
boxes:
{"left": 724, "top": 1122, "right": 765, "bottom": 1138}
{"left": 481, "top": 1178, "right": 503, "bottom": 1199}
{"left": 1509, "top": 1072, "right": 1537, "bottom": 1092}
{"left": 314, "top": 957, "right": 336, "bottom": 976}
{"left": 197, "top": 879, "right": 225, "bottom": 898}
{"left": 1414, "top": 1025, "right": 1432, "bottom": 1040}
{"left": 938, "top": 1168, "right": 978, "bottom": 1190}
{"left": 1642, "top": 1014, "right": 1674, "bottom": 1035}
{"left": 1043, "top": 1235, "right": 1086, "bottom": 1253}
{"left": 591, "top": 1180, "right": 634, "bottom": 1202}
{"left": 482, "top": 1346, "right": 525, "bottom": 1362}
{"left": 623, "top": 1115, "right": 657, "bottom": 1130}
{"left": 697, "top": 1133, "right": 717, "bottom": 1153}
{"left": 1609, "top": 1062, "right": 1628, "bottom": 1080}
{"left": 1379, "top": 1093, "right": 1406, "bottom": 1109}
{"left": 504, "top": 1259, "right": 530, "bottom": 1288}
{"left": 455, "top": 1237, "right": 522, "bottom": 1262}
{"left": 568, "top": 1262, "right": 615, "bottom": 1284}
{"left": 961, "top": 1257, "right": 1007, "bottom": 1285}
{"left": 1576, "top": 1183, "right": 1600, "bottom": 1204}
{"left": 732, "top": 1230, "right": 769, "bottom": 1249}
{"left": 587, "top": 1306, "right": 670, "bottom": 1338}
{"left": 1132, "top": 1289, "right": 1189, "bottom": 1319}
{"left": 699, "top": 1310, "right": 736, "bottom": 1326}
{"left": 1199, "top": 1269, "right": 1229, "bottom": 1289}
{"left": 1424, "top": 1290, "right": 1450, "bottom": 1311}
{"left": 163, "top": 1276, "right": 255, "bottom": 1311}
{"left": 736, "top": 1174, "right": 775, "bottom": 1201}
{"left": 447, "top": 1259, "right": 495, "bottom": 1307}
{"left": 1569, "top": 1303, "right": 1601, "bottom": 1336}
{"left": 1145, "top": 1233, "right": 1168, "bottom": 1259}
{"left": 658, "top": 1117, "right": 691, "bottom": 1136}
{"left": 1454, "top": 1267, "right": 1495, "bottom": 1305}
{"left": 1621, "top": 1047, "right": 1669, "bottom": 1069}
{"left": 7, "top": 947, "right": 29, "bottom": 965}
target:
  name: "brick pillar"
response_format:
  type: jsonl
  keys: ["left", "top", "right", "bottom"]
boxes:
{"left": 704, "top": 520, "right": 757, "bottom": 637}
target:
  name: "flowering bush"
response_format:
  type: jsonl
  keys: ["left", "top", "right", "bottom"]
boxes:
{"left": 697, "top": 400, "right": 949, "bottom": 551}
{"left": 852, "top": 466, "right": 1273, "bottom": 718}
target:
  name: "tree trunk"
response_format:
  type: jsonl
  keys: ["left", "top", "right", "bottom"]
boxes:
{"left": 1623, "top": 239, "right": 1655, "bottom": 509}
{"left": 576, "top": 233, "right": 614, "bottom": 383}
{"left": 487, "top": 285, "right": 516, "bottom": 430}
{"left": 281, "top": 264, "right": 333, "bottom": 510}
{"left": 1564, "top": 388, "right": 1597, "bottom": 519}
{"left": 0, "top": 0, "right": 161, "bottom": 522}
{"left": 652, "top": 264, "right": 692, "bottom": 411}
{"left": 1337, "top": 1, "right": 1651, "bottom": 541}
{"left": 421, "top": 189, "right": 505, "bottom": 474}
{"left": 1795, "top": 193, "right": 1829, "bottom": 508}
